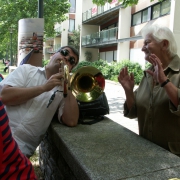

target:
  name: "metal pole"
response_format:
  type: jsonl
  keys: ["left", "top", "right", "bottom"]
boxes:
{"left": 6, "top": 44, "right": 9, "bottom": 60}
{"left": 38, "top": 0, "right": 43, "bottom": 18}
{"left": 10, "top": 31, "right": 13, "bottom": 66}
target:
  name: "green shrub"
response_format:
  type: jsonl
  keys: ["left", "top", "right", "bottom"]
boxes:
{"left": 92, "top": 59, "right": 110, "bottom": 79}
{"left": 72, "top": 60, "right": 92, "bottom": 73}
{"left": 145, "top": 62, "right": 151, "bottom": 69}
{"left": 62, "top": 59, "right": 144, "bottom": 85}
{"left": 117, "top": 60, "right": 143, "bottom": 84}
{"left": 43, "top": 59, "right": 50, "bottom": 66}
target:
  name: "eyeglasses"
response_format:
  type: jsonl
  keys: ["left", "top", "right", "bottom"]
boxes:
{"left": 59, "top": 49, "right": 77, "bottom": 67}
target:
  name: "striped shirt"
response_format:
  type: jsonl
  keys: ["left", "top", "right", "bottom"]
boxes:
{"left": 0, "top": 100, "right": 37, "bottom": 180}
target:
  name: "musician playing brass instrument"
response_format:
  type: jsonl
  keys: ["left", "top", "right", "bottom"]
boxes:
{"left": 0, "top": 46, "right": 79, "bottom": 158}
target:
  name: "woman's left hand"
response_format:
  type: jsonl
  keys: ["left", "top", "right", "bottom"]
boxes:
{"left": 146, "top": 54, "right": 167, "bottom": 84}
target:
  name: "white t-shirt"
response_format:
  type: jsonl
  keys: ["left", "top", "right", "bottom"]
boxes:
{"left": 0, "top": 64, "right": 64, "bottom": 157}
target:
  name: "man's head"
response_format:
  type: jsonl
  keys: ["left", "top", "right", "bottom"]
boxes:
{"left": 57, "top": 46, "right": 79, "bottom": 71}
{"left": 47, "top": 46, "right": 79, "bottom": 73}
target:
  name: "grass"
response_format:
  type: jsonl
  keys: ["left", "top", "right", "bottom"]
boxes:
{"left": 30, "top": 150, "right": 44, "bottom": 180}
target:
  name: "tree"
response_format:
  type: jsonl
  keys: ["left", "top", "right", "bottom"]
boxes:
{"left": 68, "top": 25, "right": 81, "bottom": 52}
{"left": 92, "top": 0, "right": 163, "bottom": 8}
{"left": 0, "top": 0, "right": 70, "bottom": 59}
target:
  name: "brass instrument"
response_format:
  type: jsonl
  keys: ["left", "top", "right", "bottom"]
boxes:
{"left": 63, "top": 64, "right": 69, "bottom": 98}
{"left": 47, "top": 65, "right": 105, "bottom": 108}
{"left": 70, "top": 66, "right": 105, "bottom": 102}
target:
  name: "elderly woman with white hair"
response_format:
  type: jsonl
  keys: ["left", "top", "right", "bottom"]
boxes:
{"left": 118, "top": 24, "right": 180, "bottom": 156}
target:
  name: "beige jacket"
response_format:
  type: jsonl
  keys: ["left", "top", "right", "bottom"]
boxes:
{"left": 124, "top": 55, "right": 180, "bottom": 155}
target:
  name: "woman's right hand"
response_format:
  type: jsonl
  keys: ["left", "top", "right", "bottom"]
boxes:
{"left": 118, "top": 67, "right": 134, "bottom": 92}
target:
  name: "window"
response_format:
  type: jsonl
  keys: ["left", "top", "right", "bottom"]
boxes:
{"left": 161, "top": 0, "right": 171, "bottom": 15}
{"left": 152, "top": 4, "right": 160, "bottom": 19}
{"left": 69, "top": 19, "right": 75, "bottom": 32}
{"left": 69, "top": 0, "right": 76, "bottom": 13}
{"left": 142, "top": 9, "right": 148, "bottom": 23}
{"left": 132, "top": 0, "right": 171, "bottom": 26}
{"left": 132, "top": 12, "right": 141, "bottom": 26}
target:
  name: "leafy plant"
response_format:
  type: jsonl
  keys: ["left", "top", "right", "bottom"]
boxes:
{"left": 145, "top": 62, "right": 152, "bottom": 69}
{"left": 84, "top": 51, "right": 92, "bottom": 62}
{"left": 72, "top": 61, "right": 92, "bottom": 73}
{"left": 0, "top": 0, "right": 70, "bottom": 58}
{"left": 72, "top": 59, "right": 144, "bottom": 85}
{"left": 92, "top": 0, "right": 162, "bottom": 8}
{"left": 116, "top": 60, "right": 143, "bottom": 84}
{"left": 43, "top": 59, "right": 50, "bottom": 67}
{"left": 68, "top": 25, "right": 81, "bottom": 52}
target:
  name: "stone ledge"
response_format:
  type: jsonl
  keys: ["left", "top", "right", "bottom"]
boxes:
{"left": 39, "top": 117, "right": 180, "bottom": 180}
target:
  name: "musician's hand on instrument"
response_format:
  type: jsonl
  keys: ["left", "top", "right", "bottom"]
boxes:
{"left": 43, "top": 73, "right": 64, "bottom": 92}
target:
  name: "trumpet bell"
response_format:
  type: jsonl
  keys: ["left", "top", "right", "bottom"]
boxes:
{"left": 70, "top": 66, "right": 105, "bottom": 102}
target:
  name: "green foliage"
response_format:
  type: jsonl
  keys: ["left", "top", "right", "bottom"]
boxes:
{"left": 43, "top": 59, "right": 50, "bottom": 67}
{"left": 84, "top": 51, "right": 93, "bottom": 62}
{"left": 68, "top": 25, "right": 81, "bottom": 52}
{"left": 92, "top": 59, "right": 110, "bottom": 79}
{"left": 118, "top": 60, "right": 143, "bottom": 84}
{"left": 0, "top": 0, "right": 70, "bottom": 58}
{"left": 29, "top": 151, "right": 39, "bottom": 163}
{"left": 72, "top": 60, "right": 92, "bottom": 73}
{"left": 145, "top": 62, "right": 152, "bottom": 69}
{"left": 92, "top": 0, "right": 161, "bottom": 8}
{"left": 72, "top": 59, "right": 144, "bottom": 85}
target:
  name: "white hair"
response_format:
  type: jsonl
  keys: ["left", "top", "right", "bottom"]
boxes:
{"left": 141, "top": 24, "right": 177, "bottom": 57}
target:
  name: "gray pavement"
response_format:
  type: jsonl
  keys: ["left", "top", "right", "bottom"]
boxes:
{"left": 104, "top": 80, "right": 139, "bottom": 134}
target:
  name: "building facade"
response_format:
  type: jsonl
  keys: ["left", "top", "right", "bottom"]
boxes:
{"left": 44, "top": 0, "right": 180, "bottom": 69}
{"left": 44, "top": 0, "right": 82, "bottom": 60}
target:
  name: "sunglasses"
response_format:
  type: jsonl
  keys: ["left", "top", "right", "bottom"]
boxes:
{"left": 59, "top": 49, "right": 76, "bottom": 66}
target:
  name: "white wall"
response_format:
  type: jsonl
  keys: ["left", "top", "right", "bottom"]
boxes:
{"left": 61, "top": 18, "right": 69, "bottom": 47}
{"left": 130, "top": 48, "right": 145, "bottom": 69}
{"left": 82, "top": 0, "right": 94, "bottom": 12}
{"left": 170, "top": 0, "right": 180, "bottom": 56}
{"left": 75, "top": 0, "right": 82, "bottom": 29}
{"left": 117, "top": 6, "right": 131, "bottom": 62}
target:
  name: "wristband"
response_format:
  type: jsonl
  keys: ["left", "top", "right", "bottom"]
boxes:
{"left": 161, "top": 78, "right": 170, "bottom": 87}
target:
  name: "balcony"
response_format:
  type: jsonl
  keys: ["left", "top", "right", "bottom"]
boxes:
{"left": 82, "top": 3, "right": 122, "bottom": 25}
{"left": 45, "top": 44, "right": 61, "bottom": 54}
{"left": 81, "top": 27, "right": 118, "bottom": 48}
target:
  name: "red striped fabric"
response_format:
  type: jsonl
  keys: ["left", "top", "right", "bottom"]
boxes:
{"left": 0, "top": 100, "right": 37, "bottom": 180}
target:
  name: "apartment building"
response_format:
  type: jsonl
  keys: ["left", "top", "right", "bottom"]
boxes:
{"left": 44, "top": 0, "right": 82, "bottom": 60}
{"left": 82, "top": 0, "right": 180, "bottom": 69}
{"left": 44, "top": 0, "right": 180, "bottom": 69}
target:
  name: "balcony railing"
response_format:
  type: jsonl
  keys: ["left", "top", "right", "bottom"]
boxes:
{"left": 82, "top": 27, "right": 118, "bottom": 46}
{"left": 82, "top": 1, "right": 119, "bottom": 22}
{"left": 45, "top": 44, "right": 61, "bottom": 53}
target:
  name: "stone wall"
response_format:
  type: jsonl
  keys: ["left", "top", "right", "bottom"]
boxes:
{"left": 39, "top": 132, "right": 76, "bottom": 180}
{"left": 39, "top": 118, "right": 180, "bottom": 180}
